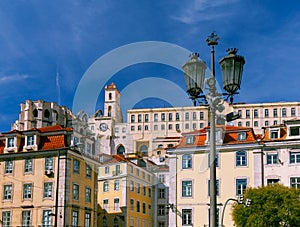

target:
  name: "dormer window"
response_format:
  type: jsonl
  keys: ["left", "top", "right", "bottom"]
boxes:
{"left": 290, "top": 126, "right": 300, "bottom": 136}
{"left": 27, "top": 135, "right": 34, "bottom": 146}
{"left": 7, "top": 138, "right": 15, "bottom": 148}
{"left": 238, "top": 132, "right": 246, "bottom": 141}
{"left": 186, "top": 135, "right": 194, "bottom": 145}
{"left": 270, "top": 130, "right": 279, "bottom": 139}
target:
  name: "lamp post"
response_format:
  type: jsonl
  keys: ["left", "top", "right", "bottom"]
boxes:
{"left": 182, "top": 32, "right": 245, "bottom": 227}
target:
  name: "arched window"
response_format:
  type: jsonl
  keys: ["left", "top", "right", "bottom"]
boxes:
{"left": 33, "top": 109, "right": 38, "bottom": 118}
{"left": 102, "top": 216, "right": 108, "bottom": 227}
{"left": 182, "top": 154, "right": 192, "bottom": 169}
{"left": 140, "top": 145, "right": 148, "bottom": 156}
{"left": 117, "top": 145, "right": 125, "bottom": 155}
{"left": 108, "top": 106, "right": 112, "bottom": 117}
{"left": 113, "top": 217, "right": 119, "bottom": 227}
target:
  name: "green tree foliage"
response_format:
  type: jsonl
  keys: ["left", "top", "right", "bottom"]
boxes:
{"left": 232, "top": 184, "right": 300, "bottom": 227}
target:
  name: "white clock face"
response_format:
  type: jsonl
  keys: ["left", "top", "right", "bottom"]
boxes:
{"left": 100, "top": 123, "right": 108, "bottom": 132}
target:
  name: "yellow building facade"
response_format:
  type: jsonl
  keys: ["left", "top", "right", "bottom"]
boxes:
{"left": 0, "top": 125, "right": 98, "bottom": 226}
{"left": 98, "top": 155, "right": 154, "bottom": 227}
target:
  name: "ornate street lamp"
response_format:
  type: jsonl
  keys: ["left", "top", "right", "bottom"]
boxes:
{"left": 182, "top": 32, "right": 245, "bottom": 227}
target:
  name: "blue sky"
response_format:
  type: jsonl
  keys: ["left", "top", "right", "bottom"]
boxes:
{"left": 0, "top": 0, "right": 300, "bottom": 132}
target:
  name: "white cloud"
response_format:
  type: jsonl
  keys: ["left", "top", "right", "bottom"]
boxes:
{"left": 171, "top": 0, "right": 239, "bottom": 24}
{"left": 0, "top": 74, "right": 30, "bottom": 83}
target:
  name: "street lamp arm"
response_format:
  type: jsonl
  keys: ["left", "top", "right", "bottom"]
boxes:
{"left": 221, "top": 198, "right": 238, "bottom": 227}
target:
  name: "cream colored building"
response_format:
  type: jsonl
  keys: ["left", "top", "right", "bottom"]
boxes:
{"left": 167, "top": 125, "right": 261, "bottom": 227}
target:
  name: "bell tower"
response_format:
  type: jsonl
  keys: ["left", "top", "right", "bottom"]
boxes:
{"left": 104, "top": 83, "right": 123, "bottom": 123}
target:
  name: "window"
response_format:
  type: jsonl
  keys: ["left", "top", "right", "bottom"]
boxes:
{"left": 158, "top": 222, "right": 165, "bottom": 227}
{"left": 176, "top": 124, "right": 180, "bottom": 131}
{"left": 86, "top": 164, "right": 92, "bottom": 178}
{"left": 208, "top": 179, "right": 220, "bottom": 196}
{"left": 24, "top": 159, "right": 33, "bottom": 173}
{"left": 44, "top": 182, "right": 53, "bottom": 198}
{"left": 182, "top": 209, "right": 192, "bottom": 225}
{"left": 4, "top": 160, "right": 13, "bottom": 174}
{"left": 154, "top": 113, "right": 158, "bottom": 122}
{"left": 185, "top": 112, "right": 189, "bottom": 120}
{"left": 208, "top": 153, "right": 219, "bottom": 167}
{"left": 161, "top": 113, "right": 165, "bottom": 121}
{"left": 137, "top": 183, "right": 140, "bottom": 194}
{"left": 138, "top": 114, "right": 142, "bottom": 122}
{"left": 45, "top": 157, "right": 53, "bottom": 171}
{"left": 254, "top": 121, "right": 258, "bottom": 127}
{"left": 267, "top": 179, "right": 279, "bottom": 185}
{"left": 246, "top": 110, "right": 250, "bottom": 118}
{"left": 114, "top": 180, "right": 120, "bottom": 191}
{"left": 72, "top": 210, "right": 79, "bottom": 226}
{"left": 145, "top": 125, "right": 149, "bottom": 130}
{"left": 103, "top": 216, "right": 108, "bottom": 227}
{"left": 105, "top": 166, "right": 109, "bottom": 174}
{"left": 158, "top": 205, "right": 165, "bottom": 216}
{"left": 3, "top": 184, "right": 12, "bottom": 200}
{"left": 85, "top": 212, "right": 91, "bottom": 227}
{"left": 200, "top": 122, "right": 204, "bottom": 128}
{"left": 200, "top": 111, "right": 204, "bottom": 120}
{"left": 22, "top": 210, "right": 31, "bottom": 227}
{"left": 2, "top": 211, "right": 11, "bottom": 227}
{"left": 192, "top": 123, "right": 197, "bottom": 130}
{"left": 138, "top": 125, "right": 142, "bottom": 131}
{"left": 274, "top": 120, "right": 278, "bottom": 125}
{"left": 103, "top": 199, "right": 109, "bottom": 211}
{"left": 290, "top": 177, "right": 300, "bottom": 189}
{"left": 266, "top": 153, "right": 278, "bottom": 165}
{"left": 182, "top": 154, "right": 192, "bottom": 169}
{"left": 130, "top": 199, "right": 134, "bottom": 211}
{"left": 236, "top": 179, "right": 247, "bottom": 195}
{"left": 238, "top": 132, "right": 246, "bottom": 141}
{"left": 159, "top": 188, "right": 165, "bottom": 199}
{"left": 290, "top": 152, "right": 300, "bottom": 164}
{"left": 176, "top": 113, "right": 180, "bottom": 121}
{"left": 73, "top": 159, "right": 80, "bottom": 173}
{"left": 131, "top": 126, "right": 135, "bottom": 131}
{"left": 115, "top": 164, "right": 121, "bottom": 175}
{"left": 137, "top": 201, "right": 140, "bottom": 212}
{"left": 265, "top": 121, "right": 269, "bottom": 127}
{"left": 238, "top": 110, "right": 242, "bottom": 118}
{"left": 113, "top": 217, "right": 119, "bottom": 227}
{"left": 86, "top": 143, "right": 91, "bottom": 153}
{"left": 238, "top": 121, "right": 242, "bottom": 127}
{"left": 130, "top": 181, "right": 134, "bottom": 191}
{"left": 161, "top": 124, "right": 165, "bottom": 130}
{"left": 142, "top": 185, "right": 146, "bottom": 196}
{"left": 282, "top": 108, "right": 287, "bottom": 117}
{"left": 159, "top": 174, "right": 165, "bottom": 183}
{"left": 85, "top": 187, "right": 91, "bottom": 203}
{"left": 182, "top": 181, "right": 192, "bottom": 197}
{"left": 265, "top": 109, "right": 269, "bottom": 117}
{"left": 42, "top": 210, "right": 52, "bottom": 227}
{"left": 154, "top": 125, "right": 158, "bottom": 131}
{"left": 136, "top": 169, "right": 140, "bottom": 176}
{"left": 186, "top": 135, "right": 194, "bottom": 144}
{"left": 23, "top": 183, "right": 33, "bottom": 199}
{"left": 290, "top": 126, "right": 300, "bottom": 136}
{"left": 145, "top": 114, "right": 149, "bottom": 122}
{"left": 254, "top": 109, "right": 258, "bottom": 118}
{"left": 185, "top": 123, "right": 189, "bottom": 130}
{"left": 27, "top": 135, "right": 34, "bottom": 146}
{"left": 148, "top": 188, "right": 151, "bottom": 198}
{"left": 246, "top": 121, "right": 250, "bottom": 127}
{"left": 168, "top": 113, "right": 173, "bottom": 121}
{"left": 103, "top": 181, "right": 109, "bottom": 192}
{"left": 273, "top": 108, "right": 278, "bottom": 117}
{"left": 192, "top": 112, "right": 197, "bottom": 120}
{"left": 114, "top": 198, "right": 120, "bottom": 211}
{"left": 168, "top": 124, "right": 172, "bottom": 130}
{"left": 73, "top": 184, "right": 79, "bottom": 200}
{"left": 7, "top": 137, "right": 14, "bottom": 148}
{"left": 131, "top": 114, "right": 135, "bottom": 123}
{"left": 270, "top": 130, "right": 279, "bottom": 139}
{"left": 142, "top": 202, "right": 146, "bottom": 214}
{"left": 148, "top": 204, "right": 152, "bottom": 215}
{"left": 236, "top": 151, "right": 247, "bottom": 166}
{"left": 291, "top": 108, "right": 296, "bottom": 117}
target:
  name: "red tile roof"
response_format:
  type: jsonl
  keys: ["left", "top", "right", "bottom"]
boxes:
{"left": 39, "top": 135, "right": 67, "bottom": 150}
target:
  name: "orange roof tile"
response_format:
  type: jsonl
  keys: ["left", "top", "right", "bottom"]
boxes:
{"left": 39, "top": 135, "right": 67, "bottom": 150}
